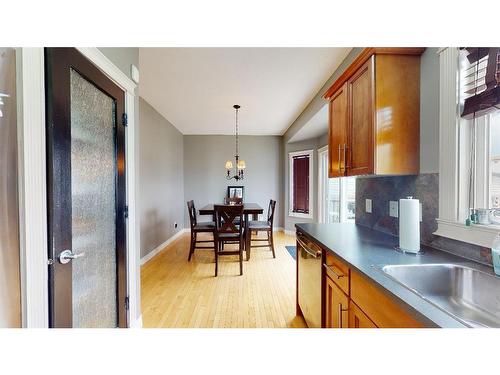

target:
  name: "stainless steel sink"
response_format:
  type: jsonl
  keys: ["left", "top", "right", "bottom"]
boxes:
{"left": 379, "top": 264, "right": 500, "bottom": 327}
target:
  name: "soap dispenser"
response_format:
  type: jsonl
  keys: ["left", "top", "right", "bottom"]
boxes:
{"left": 492, "top": 233, "right": 500, "bottom": 276}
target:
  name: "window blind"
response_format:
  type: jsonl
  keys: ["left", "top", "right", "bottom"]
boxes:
{"left": 293, "top": 155, "right": 309, "bottom": 213}
{"left": 460, "top": 47, "right": 500, "bottom": 119}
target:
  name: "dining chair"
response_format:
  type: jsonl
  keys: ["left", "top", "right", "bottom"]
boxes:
{"left": 213, "top": 204, "right": 245, "bottom": 276}
{"left": 187, "top": 200, "right": 215, "bottom": 261}
{"left": 248, "top": 199, "right": 276, "bottom": 258}
{"left": 222, "top": 197, "right": 243, "bottom": 226}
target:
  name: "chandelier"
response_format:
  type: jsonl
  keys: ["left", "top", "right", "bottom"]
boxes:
{"left": 225, "top": 104, "right": 246, "bottom": 180}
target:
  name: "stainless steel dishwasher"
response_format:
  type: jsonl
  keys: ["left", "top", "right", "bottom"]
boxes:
{"left": 297, "top": 231, "right": 322, "bottom": 328}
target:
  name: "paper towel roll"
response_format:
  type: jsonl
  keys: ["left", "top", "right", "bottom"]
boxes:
{"left": 399, "top": 197, "right": 420, "bottom": 253}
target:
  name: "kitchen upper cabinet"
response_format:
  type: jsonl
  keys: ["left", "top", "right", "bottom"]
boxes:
{"left": 325, "top": 48, "right": 424, "bottom": 178}
{"left": 328, "top": 83, "right": 348, "bottom": 178}
{"left": 347, "top": 58, "right": 374, "bottom": 175}
{"left": 325, "top": 275, "right": 349, "bottom": 328}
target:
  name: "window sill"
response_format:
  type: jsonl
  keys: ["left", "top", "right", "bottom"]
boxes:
{"left": 289, "top": 211, "right": 313, "bottom": 220}
{"left": 434, "top": 219, "right": 500, "bottom": 248}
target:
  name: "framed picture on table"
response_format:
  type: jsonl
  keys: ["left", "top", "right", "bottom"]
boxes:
{"left": 227, "top": 186, "right": 244, "bottom": 200}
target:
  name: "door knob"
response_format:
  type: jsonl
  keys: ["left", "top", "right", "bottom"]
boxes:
{"left": 58, "top": 249, "right": 85, "bottom": 264}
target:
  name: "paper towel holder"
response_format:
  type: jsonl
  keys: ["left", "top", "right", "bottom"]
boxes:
{"left": 394, "top": 245, "right": 425, "bottom": 256}
{"left": 398, "top": 196, "right": 422, "bottom": 255}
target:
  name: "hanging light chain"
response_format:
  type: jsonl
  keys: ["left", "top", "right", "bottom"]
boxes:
{"left": 235, "top": 105, "right": 239, "bottom": 158}
{"left": 225, "top": 104, "right": 244, "bottom": 181}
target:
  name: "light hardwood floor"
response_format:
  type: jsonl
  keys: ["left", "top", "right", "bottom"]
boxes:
{"left": 141, "top": 230, "right": 306, "bottom": 328}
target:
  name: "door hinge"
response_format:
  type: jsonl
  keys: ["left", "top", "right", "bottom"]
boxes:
{"left": 125, "top": 296, "right": 130, "bottom": 311}
{"left": 124, "top": 205, "right": 129, "bottom": 219}
{"left": 122, "top": 113, "right": 128, "bottom": 126}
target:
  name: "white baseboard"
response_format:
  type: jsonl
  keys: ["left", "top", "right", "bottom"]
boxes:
{"left": 140, "top": 229, "right": 188, "bottom": 265}
{"left": 140, "top": 226, "right": 293, "bottom": 266}
{"left": 130, "top": 314, "right": 143, "bottom": 328}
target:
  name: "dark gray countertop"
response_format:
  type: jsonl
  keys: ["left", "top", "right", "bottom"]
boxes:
{"left": 295, "top": 223, "right": 495, "bottom": 328}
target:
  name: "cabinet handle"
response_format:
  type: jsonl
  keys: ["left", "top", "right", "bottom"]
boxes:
{"left": 338, "top": 144, "right": 343, "bottom": 174}
{"left": 343, "top": 144, "right": 349, "bottom": 170}
{"left": 297, "top": 238, "right": 321, "bottom": 258}
{"left": 338, "top": 303, "right": 348, "bottom": 328}
{"left": 324, "top": 263, "right": 346, "bottom": 279}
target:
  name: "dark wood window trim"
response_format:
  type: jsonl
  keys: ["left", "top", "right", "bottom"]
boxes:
{"left": 289, "top": 150, "right": 313, "bottom": 218}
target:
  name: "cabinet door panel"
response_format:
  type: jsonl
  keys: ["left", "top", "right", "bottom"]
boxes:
{"left": 349, "top": 301, "right": 377, "bottom": 328}
{"left": 374, "top": 54, "right": 420, "bottom": 175}
{"left": 351, "top": 270, "right": 424, "bottom": 328}
{"left": 347, "top": 57, "right": 374, "bottom": 176}
{"left": 328, "top": 83, "right": 348, "bottom": 178}
{"left": 325, "top": 276, "right": 348, "bottom": 328}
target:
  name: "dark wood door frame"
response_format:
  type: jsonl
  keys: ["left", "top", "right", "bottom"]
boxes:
{"left": 45, "top": 47, "right": 127, "bottom": 328}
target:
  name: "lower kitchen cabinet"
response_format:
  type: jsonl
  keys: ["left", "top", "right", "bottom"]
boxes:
{"left": 321, "top": 248, "right": 424, "bottom": 328}
{"left": 350, "top": 270, "right": 424, "bottom": 328}
{"left": 325, "top": 275, "right": 349, "bottom": 328}
{"left": 349, "top": 301, "right": 377, "bottom": 328}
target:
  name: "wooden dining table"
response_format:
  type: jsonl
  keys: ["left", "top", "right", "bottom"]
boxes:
{"left": 199, "top": 203, "right": 264, "bottom": 260}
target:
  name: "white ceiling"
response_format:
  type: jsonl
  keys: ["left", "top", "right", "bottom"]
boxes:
{"left": 139, "top": 48, "right": 351, "bottom": 135}
{"left": 288, "top": 103, "right": 329, "bottom": 143}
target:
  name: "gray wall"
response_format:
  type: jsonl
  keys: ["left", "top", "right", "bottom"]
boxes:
{"left": 184, "top": 135, "right": 283, "bottom": 228}
{"left": 139, "top": 98, "right": 184, "bottom": 258}
{"left": 284, "top": 134, "right": 328, "bottom": 231}
{"left": 419, "top": 48, "right": 440, "bottom": 173}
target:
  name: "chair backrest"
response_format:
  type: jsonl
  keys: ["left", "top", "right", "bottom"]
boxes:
{"left": 187, "top": 200, "right": 197, "bottom": 228}
{"left": 214, "top": 204, "right": 244, "bottom": 237}
{"left": 224, "top": 197, "right": 243, "bottom": 205}
{"left": 267, "top": 199, "right": 276, "bottom": 227}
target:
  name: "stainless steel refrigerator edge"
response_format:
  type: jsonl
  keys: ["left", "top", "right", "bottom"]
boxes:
{"left": 0, "top": 47, "right": 21, "bottom": 328}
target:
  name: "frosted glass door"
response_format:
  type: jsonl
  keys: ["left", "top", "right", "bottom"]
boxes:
{"left": 0, "top": 48, "right": 21, "bottom": 328}
{"left": 70, "top": 69, "right": 117, "bottom": 328}
{"left": 47, "top": 48, "right": 127, "bottom": 328}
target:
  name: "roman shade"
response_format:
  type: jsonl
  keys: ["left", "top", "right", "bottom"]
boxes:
{"left": 293, "top": 155, "right": 310, "bottom": 213}
{"left": 460, "top": 47, "right": 500, "bottom": 119}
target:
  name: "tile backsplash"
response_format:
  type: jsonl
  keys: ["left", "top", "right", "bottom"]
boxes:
{"left": 355, "top": 173, "right": 493, "bottom": 266}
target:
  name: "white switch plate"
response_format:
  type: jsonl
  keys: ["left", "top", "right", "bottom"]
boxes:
{"left": 131, "top": 64, "right": 140, "bottom": 83}
{"left": 389, "top": 201, "right": 398, "bottom": 218}
{"left": 365, "top": 199, "right": 372, "bottom": 213}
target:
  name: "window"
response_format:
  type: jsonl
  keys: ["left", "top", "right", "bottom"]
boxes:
{"left": 289, "top": 150, "right": 313, "bottom": 219}
{"left": 458, "top": 48, "right": 500, "bottom": 220}
{"left": 489, "top": 112, "right": 500, "bottom": 209}
{"left": 435, "top": 47, "right": 500, "bottom": 248}
{"left": 318, "top": 147, "right": 356, "bottom": 223}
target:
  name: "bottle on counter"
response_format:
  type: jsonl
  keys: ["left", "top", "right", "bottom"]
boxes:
{"left": 492, "top": 234, "right": 500, "bottom": 276}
